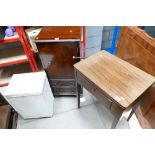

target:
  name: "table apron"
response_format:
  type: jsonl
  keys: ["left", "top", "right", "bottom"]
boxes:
{"left": 76, "top": 71, "right": 124, "bottom": 115}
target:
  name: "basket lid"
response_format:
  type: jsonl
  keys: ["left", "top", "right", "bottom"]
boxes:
{"left": 4, "top": 71, "right": 46, "bottom": 98}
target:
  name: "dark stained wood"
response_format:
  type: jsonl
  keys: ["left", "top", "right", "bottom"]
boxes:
{"left": 0, "top": 93, "right": 9, "bottom": 105}
{"left": 36, "top": 26, "right": 81, "bottom": 96}
{"left": 37, "top": 42, "right": 80, "bottom": 79}
{"left": 36, "top": 26, "right": 81, "bottom": 40}
{"left": 11, "top": 111, "right": 18, "bottom": 129}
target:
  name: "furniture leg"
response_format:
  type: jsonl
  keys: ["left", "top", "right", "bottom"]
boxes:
{"left": 127, "top": 91, "right": 149, "bottom": 121}
{"left": 12, "top": 112, "right": 18, "bottom": 129}
{"left": 127, "top": 100, "right": 142, "bottom": 121}
{"left": 76, "top": 82, "right": 81, "bottom": 108}
{"left": 111, "top": 110, "right": 123, "bottom": 129}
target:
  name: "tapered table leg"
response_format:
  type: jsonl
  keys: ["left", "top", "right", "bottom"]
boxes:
{"left": 76, "top": 82, "right": 81, "bottom": 109}
{"left": 74, "top": 69, "right": 81, "bottom": 109}
{"left": 111, "top": 110, "right": 123, "bottom": 129}
{"left": 127, "top": 93, "right": 147, "bottom": 121}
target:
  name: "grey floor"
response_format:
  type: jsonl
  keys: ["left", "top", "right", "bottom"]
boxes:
{"left": 0, "top": 86, "right": 140, "bottom": 129}
{"left": 17, "top": 89, "right": 131, "bottom": 129}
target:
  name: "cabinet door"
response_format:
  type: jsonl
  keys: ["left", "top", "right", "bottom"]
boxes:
{"left": 37, "top": 42, "right": 80, "bottom": 79}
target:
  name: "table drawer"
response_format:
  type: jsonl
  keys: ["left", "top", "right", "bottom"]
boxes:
{"left": 77, "top": 73, "right": 112, "bottom": 109}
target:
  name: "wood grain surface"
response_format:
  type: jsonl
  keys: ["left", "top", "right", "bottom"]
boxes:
{"left": 36, "top": 26, "right": 81, "bottom": 95}
{"left": 35, "top": 26, "right": 80, "bottom": 40}
{"left": 74, "top": 50, "right": 155, "bottom": 108}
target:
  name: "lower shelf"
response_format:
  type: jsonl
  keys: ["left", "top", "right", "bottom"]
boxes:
{"left": 0, "top": 63, "right": 32, "bottom": 86}
{"left": 0, "top": 42, "right": 28, "bottom": 67}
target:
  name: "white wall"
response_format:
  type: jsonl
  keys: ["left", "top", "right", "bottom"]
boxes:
{"left": 86, "top": 26, "right": 103, "bottom": 57}
{"left": 85, "top": 26, "right": 155, "bottom": 57}
{"left": 86, "top": 26, "right": 122, "bottom": 57}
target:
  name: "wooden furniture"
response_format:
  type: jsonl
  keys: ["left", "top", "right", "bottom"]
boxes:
{"left": 74, "top": 50, "right": 155, "bottom": 128}
{"left": 0, "top": 26, "right": 38, "bottom": 86}
{"left": 0, "top": 93, "right": 14, "bottom": 129}
{"left": 117, "top": 26, "right": 155, "bottom": 77}
{"left": 35, "top": 26, "right": 84, "bottom": 96}
{"left": 116, "top": 26, "right": 155, "bottom": 128}
{"left": 0, "top": 105, "right": 11, "bottom": 129}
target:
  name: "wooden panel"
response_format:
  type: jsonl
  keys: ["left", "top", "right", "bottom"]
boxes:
{"left": 51, "top": 86, "right": 76, "bottom": 96}
{"left": 116, "top": 26, "right": 155, "bottom": 77}
{"left": 37, "top": 42, "right": 80, "bottom": 79}
{"left": 36, "top": 26, "right": 81, "bottom": 96}
{"left": 36, "top": 26, "right": 80, "bottom": 40}
{"left": 74, "top": 50, "right": 155, "bottom": 108}
{"left": 37, "top": 42, "right": 80, "bottom": 96}
{"left": 49, "top": 79, "right": 76, "bottom": 95}
{"left": 116, "top": 26, "right": 155, "bottom": 128}
{"left": 0, "top": 105, "right": 11, "bottom": 129}
{"left": 135, "top": 86, "right": 155, "bottom": 128}
{"left": 50, "top": 79, "right": 75, "bottom": 87}
{"left": 77, "top": 72, "right": 112, "bottom": 109}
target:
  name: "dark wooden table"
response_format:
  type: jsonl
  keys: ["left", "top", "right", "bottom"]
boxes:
{"left": 74, "top": 51, "right": 155, "bottom": 128}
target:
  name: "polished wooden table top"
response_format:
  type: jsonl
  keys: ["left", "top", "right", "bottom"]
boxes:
{"left": 35, "top": 26, "right": 81, "bottom": 40}
{"left": 74, "top": 50, "right": 155, "bottom": 108}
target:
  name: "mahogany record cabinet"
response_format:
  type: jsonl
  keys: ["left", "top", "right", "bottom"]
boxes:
{"left": 35, "top": 26, "right": 85, "bottom": 96}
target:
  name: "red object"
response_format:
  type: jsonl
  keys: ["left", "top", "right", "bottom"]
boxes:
{"left": 0, "top": 37, "right": 20, "bottom": 44}
{"left": 0, "top": 82, "right": 9, "bottom": 87}
{"left": 0, "top": 58, "right": 29, "bottom": 67}
{"left": 0, "top": 26, "right": 38, "bottom": 86}
{"left": 81, "top": 26, "right": 86, "bottom": 59}
{"left": 83, "top": 26, "right": 86, "bottom": 58}
{"left": 16, "top": 26, "right": 38, "bottom": 72}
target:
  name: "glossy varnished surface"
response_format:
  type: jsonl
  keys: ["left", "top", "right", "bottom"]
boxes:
{"left": 35, "top": 26, "right": 81, "bottom": 40}
{"left": 36, "top": 26, "right": 81, "bottom": 95}
{"left": 37, "top": 42, "right": 80, "bottom": 79}
{"left": 74, "top": 50, "right": 155, "bottom": 108}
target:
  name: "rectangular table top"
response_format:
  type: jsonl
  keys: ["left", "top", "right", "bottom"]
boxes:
{"left": 35, "top": 26, "right": 81, "bottom": 41}
{"left": 74, "top": 51, "right": 155, "bottom": 108}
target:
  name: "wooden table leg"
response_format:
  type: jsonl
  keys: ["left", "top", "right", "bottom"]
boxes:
{"left": 74, "top": 69, "right": 81, "bottom": 109}
{"left": 76, "top": 82, "right": 81, "bottom": 108}
{"left": 127, "top": 87, "right": 152, "bottom": 121}
{"left": 111, "top": 110, "right": 123, "bottom": 129}
{"left": 127, "top": 100, "right": 142, "bottom": 121}
{"left": 127, "top": 94, "right": 147, "bottom": 121}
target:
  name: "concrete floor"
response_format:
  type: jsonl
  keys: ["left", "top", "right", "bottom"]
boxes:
{"left": 17, "top": 90, "right": 132, "bottom": 129}
{"left": 0, "top": 87, "right": 141, "bottom": 129}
